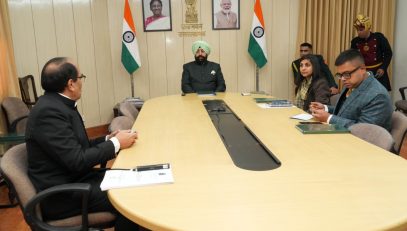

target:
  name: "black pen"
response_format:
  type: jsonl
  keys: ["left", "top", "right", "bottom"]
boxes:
{"left": 133, "top": 163, "right": 170, "bottom": 172}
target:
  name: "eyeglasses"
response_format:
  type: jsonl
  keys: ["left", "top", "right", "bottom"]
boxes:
{"left": 335, "top": 66, "right": 361, "bottom": 80}
{"left": 77, "top": 74, "right": 86, "bottom": 81}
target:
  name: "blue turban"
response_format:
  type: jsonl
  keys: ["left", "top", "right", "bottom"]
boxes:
{"left": 192, "top": 40, "right": 211, "bottom": 55}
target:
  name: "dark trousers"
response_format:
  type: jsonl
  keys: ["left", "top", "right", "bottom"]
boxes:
{"left": 40, "top": 170, "right": 140, "bottom": 230}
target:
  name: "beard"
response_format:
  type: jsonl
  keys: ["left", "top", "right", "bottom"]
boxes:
{"left": 222, "top": 9, "right": 231, "bottom": 14}
{"left": 195, "top": 55, "right": 207, "bottom": 65}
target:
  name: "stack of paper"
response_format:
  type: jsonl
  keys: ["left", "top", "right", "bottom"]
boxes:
{"left": 267, "top": 100, "right": 293, "bottom": 107}
{"left": 257, "top": 99, "right": 294, "bottom": 108}
{"left": 100, "top": 163, "right": 174, "bottom": 191}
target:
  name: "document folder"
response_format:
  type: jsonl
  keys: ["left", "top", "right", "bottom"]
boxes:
{"left": 295, "top": 124, "right": 350, "bottom": 134}
{"left": 254, "top": 98, "right": 275, "bottom": 103}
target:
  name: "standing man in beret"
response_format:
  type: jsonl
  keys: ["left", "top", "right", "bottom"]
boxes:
{"left": 351, "top": 14, "right": 393, "bottom": 91}
{"left": 181, "top": 40, "right": 226, "bottom": 93}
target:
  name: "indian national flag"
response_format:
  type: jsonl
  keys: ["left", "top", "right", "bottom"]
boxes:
{"left": 121, "top": 0, "right": 141, "bottom": 74}
{"left": 248, "top": 0, "right": 267, "bottom": 68}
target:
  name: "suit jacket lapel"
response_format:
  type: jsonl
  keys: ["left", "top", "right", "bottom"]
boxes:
{"left": 335, "top": 77, "right": 372, "bottom": 116}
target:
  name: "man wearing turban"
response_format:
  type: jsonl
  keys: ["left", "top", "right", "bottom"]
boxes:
{"left": 351, "top": 14, "right": 393, "bottom": 91}
{"left": 181, "top": 40, "right": 226, "bottom": 93}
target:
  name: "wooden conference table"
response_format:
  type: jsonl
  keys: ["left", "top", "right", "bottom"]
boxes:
{"left": 109, "top": 93, "right": 407, "bottom": 231}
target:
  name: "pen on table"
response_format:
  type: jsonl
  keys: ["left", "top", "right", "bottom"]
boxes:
{"left": 107, "top": 164, "right": 169, "bottom": 172}
{"left": 132, "top": 164, "right": 169, "bottom": 172}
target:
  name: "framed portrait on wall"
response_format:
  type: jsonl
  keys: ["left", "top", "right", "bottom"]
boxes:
{"left": 212, "top": 0, "right": 240, "bottom": 30}
{"left": 142, "top": 0, "right": 172, "bottom": 32}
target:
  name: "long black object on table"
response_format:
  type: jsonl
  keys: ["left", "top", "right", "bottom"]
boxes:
{"left": 203, "top": 100, "right": 281, "bottom": 171}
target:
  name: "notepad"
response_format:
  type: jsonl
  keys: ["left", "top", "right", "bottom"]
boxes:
{"left": 100, "top": 163, "right": 174, "bottom": 191}
{"left": 295, "top": 124, "right": 350, "bottom": 134}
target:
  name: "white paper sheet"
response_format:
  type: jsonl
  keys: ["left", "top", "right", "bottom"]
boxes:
{"left": 290, "top": 113, "right": 313, "bottom": 120}
{"left": 100, "top": 165, "right": 174, "bottom": 191}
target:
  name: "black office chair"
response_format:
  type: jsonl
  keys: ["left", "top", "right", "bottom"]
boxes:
{"left": 0, "top": 143, "right": 116, "bottom": 231}
{"left": 18, "top": 75, "right": 39, "bottom": 108}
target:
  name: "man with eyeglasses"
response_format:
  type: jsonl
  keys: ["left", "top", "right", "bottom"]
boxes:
{"left": 292, "top": 42, "right": 338, "bottom": 95}
{"left": 351, "top": 14, "right": 393, "bottom": 91}
{"left": 310, "top": 49, "right": 392, "bottom": 130}
{"left": 25, "top": 57, "right": 140, "bottom": 229}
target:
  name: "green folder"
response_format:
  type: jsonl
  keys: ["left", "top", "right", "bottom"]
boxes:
{"left": 254, "top": 98, "right": 279, "bottom": 103}
{"left": 295, "top": 124, "right": 350, "bottom": 134}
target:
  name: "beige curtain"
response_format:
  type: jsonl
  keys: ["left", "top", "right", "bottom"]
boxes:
{"left": 0, "top": 0, "right": 20, "bottom": 133}
{"left": 297, "top": 0, "right": 396, "bottom": 89}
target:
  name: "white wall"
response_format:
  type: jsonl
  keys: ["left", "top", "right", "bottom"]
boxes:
{"left": 392, "top": 0, "right": 407, "bottom": 104}
{"left": 8, "top": 0, "right": 299, "bottom": 127}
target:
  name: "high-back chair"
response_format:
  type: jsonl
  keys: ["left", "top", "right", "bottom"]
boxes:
{"left": 108, "top": 116, "right": 134, "bottom": 132}
{"left": 1, "top": 97, "right": 30, "bottom": 134}
{"left": 330, "top": 94, "right": 340, "bottom": 107}
{"left": 18, "top": 75, "right": 39, "bottom": 108}
{"left": 119, "top": 102, "right": 139, "bottom": 121}
{"left": 395, "top": 86, "right": 407, "bottom": 114}
{"left": 0, "top": 143, "right": 116, "bottom": 231}
{"left": 349, "top": 123, "right": 395, "bottom": 152}
{"left": 391, "top": 111, "right": 407, "bottom": 154}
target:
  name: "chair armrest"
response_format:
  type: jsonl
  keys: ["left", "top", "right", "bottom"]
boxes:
{"left": 10, "top": 115, "right": 28, "bottom": 133}
{"left": 24, "top": 183, "right": 91, "bottom": 231}
{"left": 399, "top": 87, "right": 407, "bottom": 100}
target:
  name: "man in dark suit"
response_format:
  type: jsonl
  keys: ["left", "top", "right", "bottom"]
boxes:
{"left": 310, "top": 49, "right": 392, "bottom": 130}
{"left": 292, "top": 42, "right": 338, "bottom": 95}
{"left": 25, "top": 57, "right": 139, "bottom": 229}
{"left": 182, "top": 40, "right": 226, "bottom": 93}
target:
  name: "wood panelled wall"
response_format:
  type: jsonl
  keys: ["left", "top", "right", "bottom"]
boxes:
{"left": 8, "top": 0, "right": 299, "bottom": 127}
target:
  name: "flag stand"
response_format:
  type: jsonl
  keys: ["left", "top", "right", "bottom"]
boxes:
{"left": 256, "top": 65, "right": 259, "bottom": 91}
{"left": 130, "top": 74, "right": 135, "bottom": 98}
{"left": 251, "top": 65, "right": 265, "bottom": 95}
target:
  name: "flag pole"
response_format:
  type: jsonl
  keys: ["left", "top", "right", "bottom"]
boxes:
{"left": 255, "top": 65, "right": 259, "bottom": 92}
{"left": 130, "top": 74, "right": 134, "bottom": 98}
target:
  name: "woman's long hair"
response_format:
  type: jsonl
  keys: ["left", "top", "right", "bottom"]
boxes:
{"left": 294, "top": 54, "right": 325, "bottom": 93}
